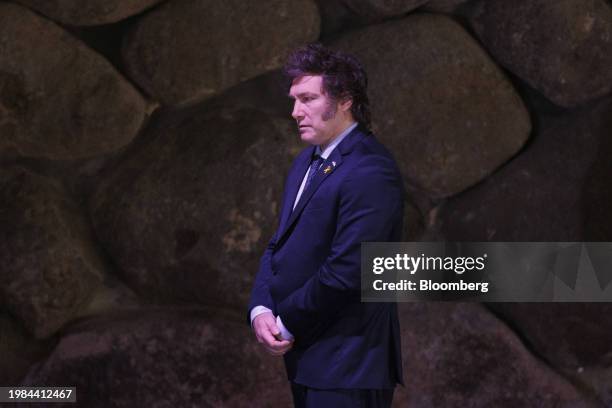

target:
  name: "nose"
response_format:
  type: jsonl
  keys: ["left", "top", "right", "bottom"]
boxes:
{"left": 292, "top": 100, "right": 304, "bottom": 121}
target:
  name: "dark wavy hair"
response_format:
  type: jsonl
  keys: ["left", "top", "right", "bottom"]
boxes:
{"left": 284, "top": 43, "right": 371, "bottom": 129}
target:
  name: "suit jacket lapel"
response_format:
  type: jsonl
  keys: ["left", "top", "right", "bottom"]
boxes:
{"left": 277, "top": 146, "right": 314, "bottom": 236}
{"left": 283, "top": 150, "right": 344, "bottom": 229}
{"left": 276, "top": 125, "right": 369, "bottom": 243}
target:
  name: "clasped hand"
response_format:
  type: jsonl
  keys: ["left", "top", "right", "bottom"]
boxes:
{"left": 253, "top": 312, "right": 293, "bottom": 356}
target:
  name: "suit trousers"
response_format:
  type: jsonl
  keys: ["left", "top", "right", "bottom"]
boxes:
{"left": 290, "top": 382, "right": 394, "bottom": 408}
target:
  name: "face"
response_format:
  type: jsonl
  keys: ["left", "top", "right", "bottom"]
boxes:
{"left": 289, "top": 75, "right": 350, "bottom": 146}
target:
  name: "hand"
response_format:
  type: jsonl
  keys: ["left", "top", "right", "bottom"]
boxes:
{"left": 253, "top": 312, "right": 293, "bottom": 355}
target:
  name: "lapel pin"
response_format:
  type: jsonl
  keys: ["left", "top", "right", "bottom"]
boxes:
{"left": 323, "top": 165, "right": 333, "bottom": 174}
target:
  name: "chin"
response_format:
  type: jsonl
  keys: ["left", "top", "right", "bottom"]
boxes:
{"left": 300, "top": 132, "right": 319, "bottom": 145}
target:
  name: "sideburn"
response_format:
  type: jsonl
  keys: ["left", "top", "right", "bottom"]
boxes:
{"left": 321, "top": 100, "right": 337, "bottom": 121}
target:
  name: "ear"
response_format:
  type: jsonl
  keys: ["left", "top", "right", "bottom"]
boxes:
{"left": 339, "top": 97, "right": 353, "bottom": 113}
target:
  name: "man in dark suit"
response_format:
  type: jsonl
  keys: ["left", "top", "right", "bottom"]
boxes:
{"left": 248, "top": 44, "right": 404, "bottom": 408}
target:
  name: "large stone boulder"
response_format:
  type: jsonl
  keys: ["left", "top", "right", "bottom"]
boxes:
{"left": 0, "top": 313, "right": 54, "bottom": 386}
{"left": 332, "top": 14, "right": 531, "bottom": 198}
{"left": 122, "top": 0, "right": 320, "bottom": 107}
{"left": 488, "top": 303, "right": 612, "bottom": 406}
{"left": 438, "top": 97, "right": 612, "bottom": 406}
{"left": 489, "top": 303, "right": 612, "bottom": 369}
{"left": 0, "top": 167, "right": 105, "bottom": 338}
{"left": 421, "top": 0, "right": 473, "bottom": 13}
{"left": 13, "top": 0, "right": 165, "bottom": 26}
{"left": 21, "top": 309, "right": 292, "bottom": 407}
{"left": 438, "top": 97, "right": 612, "bottom": 241}
{"left": 468, "top": 0, "right": 612, "bottom": 108}
{"left": 0, "top": 3, "right": 147, "bottom": 160}
{"left": 78, "top": 275, "right": 144, "bottom": 319}
{"left": 314, "top": 0, "right": 433, "bottom": 37}
{"left": 394, "top": 302, "right": 596, "bottom": 407}
{"left": 313, "top": 0, "right": 364, "bottom": 37}
{"left": 340, "top": 0, "right": 429, "bottom": 21}
{"left": 198, "top": 69, "right": 293, "bottom": 119}
{"left": 403, "top": 199, "right": 425, "bottom": 241}
{"left": 90, "top": 107, "right": 303, "bottom": 311}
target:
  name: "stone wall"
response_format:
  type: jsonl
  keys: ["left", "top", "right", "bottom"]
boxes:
{"left": 1, "top": 0, "right": 611, "bottom": 406}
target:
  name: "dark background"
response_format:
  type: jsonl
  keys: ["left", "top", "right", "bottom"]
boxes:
{"left": 1, "top": 0, "right": 611, "bottom": 406}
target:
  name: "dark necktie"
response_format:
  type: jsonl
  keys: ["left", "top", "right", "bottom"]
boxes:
{"left": 304, "top": 154, "right": 323, "bottom": 192}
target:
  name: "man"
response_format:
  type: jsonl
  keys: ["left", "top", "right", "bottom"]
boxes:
{"left": 248, "top": 43, "right": 404, "bottom": 407}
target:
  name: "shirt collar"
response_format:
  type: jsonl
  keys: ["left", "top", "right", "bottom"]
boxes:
{"left": 315, "top": 122, "right": 358, "bottom": 159}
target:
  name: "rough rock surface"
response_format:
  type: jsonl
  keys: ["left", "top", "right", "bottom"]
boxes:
{"left": 198, "top": 70, "right": 293, "bottom": 119}
{"left": 332, "top": 14, "right": 531, "bottom": 198}
{"left": 0, "top": 3, "right": 147, "bottom": 160}
{"left": 314, "top": 0, "right": 363, "bottom": 37}
{"left": 78, "top": 275, "right": 144, "bottom": 319}
{"left": 341, "top": 0, "right": 429, "bottom": 21}
{"left": 122, "top": 0, "right": 320, "bottom": 106}
{"left": 438, "top": 97, "right": 612, "bottom": 405}
{"left": 490, "top": 303, "right": 612, "bottom": 370}
{"left": 403, "top": 199, "right": 425, "bottom": 241}
{"left": 314, "top": 0, "right": 430, "bottom": 36}
{"left": 0, "top": 167, "right": 105, "bottom": 338}
{"left": 20, "top": 309, "right": 292, "bottom": 407}
{"left": 422, "top": 0, "right": 473, "bottom": 13}
{"left": 438, "top": 97, "right": 612, "bottom": 241}
{"left": 90, "top": 108, "right": 303, "bottom": 310}
{"left": 0, "top": 314, "right": 54, "bottom": 386}
{"left": 394, "top": 302, "right": 596, "bottom": 407}
{"left": 488, "top": 303, "right": 612, "bottom": 406}
{"left": 13, "top": 0, "right": 165, "bottom": 26}
{"left": 469, "top": 0, "right": 612, "bottom": 107}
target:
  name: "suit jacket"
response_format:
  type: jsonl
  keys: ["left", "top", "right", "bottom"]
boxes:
{"left": 248, "top": 124, "right": 404, "bottom": 389}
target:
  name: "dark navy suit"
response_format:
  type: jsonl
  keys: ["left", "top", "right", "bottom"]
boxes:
{"left": 248, "top": 125, "right": 404, "bottom": 391}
